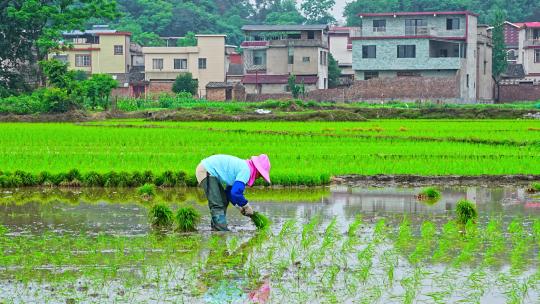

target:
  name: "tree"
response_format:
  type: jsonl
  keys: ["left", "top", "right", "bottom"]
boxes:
{"left": 1, "top": 0, "right": 117, "bottom": 93}
{"left": 265, "top": 0, "right": 305, "bottom": 25}
{"left": 172, "top": 73, "right": 199, "bottom": 96}
{"left": 178, "top": 32, "right": 198, "bottom": 47}
{"left": 491, "top": 9, "right": 507, "bottom": 102}
{"left": 301, "top": 0, "right": 336, "bottom": 24}
{"left": 328, "top": 53, "right": 342, "bottom": 88}
{"left": 82, "top": 74, "right": 118, "bottom": 110}
{"left": 288, "top": 74, "right": 303, "bottom": 99}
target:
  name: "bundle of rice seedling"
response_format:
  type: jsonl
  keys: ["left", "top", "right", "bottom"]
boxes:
{"left": 417, "top": 187, "right": 441, "bottom": 200}
{"left": 175, "top": 206, "right": 201, "bottom": 232}
{"left": 456, "top": 199, "right": 478, "bottom": 225}
{"left": 138, "top": 183, "right": 156, "bottom": 198}
{"left": 149, "top": 203, "right": 173, "bottom": 228}
{"left": 250, "top": 212, "right": 271, "bottom": 230}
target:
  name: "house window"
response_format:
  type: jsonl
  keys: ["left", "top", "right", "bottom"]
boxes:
{"left": 397, "top": 45, "right": 416, "bottom": 58}
{"left": 446, "top": 18, "right": 460, "bottom": 30}
{"left": 303, "top": 56, "right": 310, "bottom": 62}
{"left": 288, "top": 47, "right": 294, "bottom": 64}
{"left": 174, "top": 58, "right": 188, "bottom": 70}
{"left": 53, "top": 55, "right": 68, "bottom": 63}
{"left": 287, "top": 33, "right": 301, "bottom": 39}
{"left": 439, "top": 49, "right": 448, "bottom": 57}
{"left": 466, "top": 74, "right": 470, "bottom": 88}
{"left": 253, "top": 50, "right": 266, "bottom": 66}
{"left": 364, "top": 71, "right": 379, "bottom": 80}
{"left": 114, "top": 45, "right": 123, "bottom": 55}
{"left": 199, "top": 58, "right": 207, "bottom": 69}
{"left": 75, "top": 54, "right": 91, "bottom": 67}
{"left": 307, "top": 31, "right": 315, "bottom": 39}
{"left": 405, "top": 19, "right": 427, "bottom": 35}
{"left": 373, "top": 20, "right": 386, "bottom": 32}
{"left": 152, "top": 58, "right": 163, "bottom": 70}
{"left": 397, "top": 71, "right": 421, "bottom": 77}
{"left": 362, "top": 45, "right": 376, "bottom": 58}
{"left": 535, "top": 49, "right": 540, "bottom": 63}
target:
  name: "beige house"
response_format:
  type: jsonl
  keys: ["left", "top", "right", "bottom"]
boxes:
{"left": 517, "top": 22, "right": 540, "bottom": 80}
{"left": 143, "top": 35, "right": 226, "bottom": 97}
{"left": 240, "top": 24, "right": 330, "bottom": 94}
{"left": 328, "top": 26, "right": 356, "bottom": 82}
{"left": 50, "top": 25, "right": 146, "bottom": 97}
{"left": 477, "top": 25, "right": 494, "bottom": 101}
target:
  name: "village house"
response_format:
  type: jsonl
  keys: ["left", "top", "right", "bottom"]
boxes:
{"left": 50, "top": 25, "right": 146, "bottom": 97}
{"left": 351, "top": 11, "right": 493, "bottom": 102}
{"left": 142, "top": 35, "right": 227, "bottom": 98}
{"left": 518, "top": 22, "right": 540, "bottom": 80}
{"left": 328, "top": 26, "right": 357, "bottom": 83}
{"left": 240, "top": 24, "right": 330, "bottom": 94}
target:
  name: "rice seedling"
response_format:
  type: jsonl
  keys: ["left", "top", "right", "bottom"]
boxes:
{"left": 148, "top": 203, "right": 174, "bottom": 228}
{"left": 455, "top": 199, "right": 478, "bottom": 225}
{"left": 527, "top": 182, "right": 540, "bottom": 193}
{"left": 417, "top": 187, "right": 442, "bottom": 203}
{"left": 250, "top": 212, "right": 271, "bottom": 230}
{"left": 137, "top": 183, "right": 156, "bottom": 198}
{"left": 175, "top": 206, "right": 201, "bottom": 232}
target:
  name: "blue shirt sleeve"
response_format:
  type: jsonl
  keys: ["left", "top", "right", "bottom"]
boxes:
{"left": 226, "top": 181, "right": 248, "bottom": 207}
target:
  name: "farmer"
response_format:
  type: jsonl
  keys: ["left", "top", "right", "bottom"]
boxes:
{"left": 195, "top": 154, "right": 271, "bottom": 231}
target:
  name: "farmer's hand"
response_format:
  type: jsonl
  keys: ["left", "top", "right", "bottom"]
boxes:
{"left": 240, "top": 204, "right": 254, "bottom": 217}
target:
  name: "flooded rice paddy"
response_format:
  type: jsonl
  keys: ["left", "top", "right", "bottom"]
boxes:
{"left": 0, "top": 186, "right": 539, "bottom": 303}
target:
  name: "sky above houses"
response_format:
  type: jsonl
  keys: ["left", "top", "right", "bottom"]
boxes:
{"left": 332, "top": 0, "right": 348, "bottom": 24}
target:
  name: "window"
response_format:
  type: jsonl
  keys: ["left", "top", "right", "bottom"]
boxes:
{"left": 307, "top": 31, "right": 315, "bottom": 39}
{"left": 397, "top": 71, "right": 421, "bottom": 77}
{"left": 303, "top": 56, "right": 310, "bottom": 62}
{"left": 364, "top": 71, "right": 379, "bottom": 80}
{"left": 362, "top": 45, "right": 376, "bottom": 58}
{"left": 252, "top": 50, "right": 265, "bottom": 66}
{"left": 174, "top": 58, "right": 188, "bottom": 70}
{"left": 373, "top": 20, "right": 386, "bottom": 32}
{"left": 114, "top": 45, "right": 123, "bottom": 55}
{"left": 288, "top": 47, "right": 294, "bottom": 64}
{"left": 199, "top": 58, "right": 207, "bottom": 69}
{"left": 53, "top": 55, "right": 68, "bottom": 63}
{"left": 75, "top": 54, "right": 91, "bottom": 67}
{"left": 405, "top": 19, "right": 427, "bottom": 35}
{"left": 397, "top": 45, "right": 416, "bottom": 58}
{"left": 287, "top": 33, "right": 301, "bottom": 39}
{"left": 152, "top": 58, "right": 163, "bottom": 70}
{"left": 507, "top": 49, "right": 517, "bottom": 61}
{"left": 446, "top": 18, "right": 460, "bottom": 30}
{"left": 466, "top": 74, "right": 470, "bottom": 88}
{"left": 439, "top": 49, "right": 448, "bottom": 57}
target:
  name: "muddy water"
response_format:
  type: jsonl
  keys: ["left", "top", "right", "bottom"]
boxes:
{"left": 0, "top": 186, "right": 538, "bottom": 234}
{"left": 1, "top": 186, "right": 539, "bottom": 303}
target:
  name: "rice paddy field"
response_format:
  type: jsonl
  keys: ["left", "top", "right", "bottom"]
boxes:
{"left": 1, "top": 119, "right": 540, "bottom": 303}
{"left": 0, "top": 119, "right": 539, "bottom": 185}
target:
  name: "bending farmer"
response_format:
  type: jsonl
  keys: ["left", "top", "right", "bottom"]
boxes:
{"left": 195, "top": 154, "right": 271, "bottom": 231}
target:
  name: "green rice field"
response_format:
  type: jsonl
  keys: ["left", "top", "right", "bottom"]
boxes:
{"left": 0, "top": 119, "right": 539, "bottom": 185}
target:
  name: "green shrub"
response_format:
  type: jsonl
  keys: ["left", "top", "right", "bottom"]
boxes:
{"left": 456, "top": 199, "right": 478, "bottom": 225}
{"left": 175, "top": 206, "right": 201, "bottom": 232}
{"left": 149, "top": 204, "right": 174, "bottom": 228}
{"left": 172, "top": 73, "right": 198, "bottom": 95}
{"left": 138, "top": 183, "right": 156, "bottom": 197}
{"left": 251, "top": 212, "right": 271, "bottom": 230}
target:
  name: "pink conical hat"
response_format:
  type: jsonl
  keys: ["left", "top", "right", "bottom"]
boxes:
{"left": 251, "top": 154, "right": 271, "bottom": 184}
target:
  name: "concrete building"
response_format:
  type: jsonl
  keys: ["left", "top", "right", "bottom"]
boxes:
{"left": 240, "top": 24, "right": 330, "bottom": 94}
{"left": 352, "top": 11, "right": 491, "bottom": 102}
{"left": 143, "top": 35, "right": 227, "bottom": 97}
{"left": 328, "top": 26, "right": 356, "bottom": 82}
{"left": 49, "top": 25, "right": 147, "bottom": 97}
{"left": 518, "top": 22, "right": 540, "bottom": 80}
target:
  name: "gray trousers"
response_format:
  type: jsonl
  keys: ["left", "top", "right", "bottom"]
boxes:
{"left": 200, "top": 175, "right": 230, "bottom": 231}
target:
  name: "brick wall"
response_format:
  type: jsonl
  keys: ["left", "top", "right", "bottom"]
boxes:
{"left": 147, "top": 81, "right": 174, "bottom": 96}
{"left": 111, "top": 87, "right": 131, "bottom": 98}
{"left": 499, "top": 83, "right": 540, "bottom": 102}
{"left": 207, "top": 88, "right": 226, "bottom": 101}
{"left": 308, "top": 77, "right": 461, "bottom": 102}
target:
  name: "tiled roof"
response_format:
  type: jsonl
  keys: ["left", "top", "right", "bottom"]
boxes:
{"left": 358, "top": 11, "right": 478, "bottom": 17}
{"left": 227, "top": 64, "right": 244, "bottom": 76}
{"left": 522, "top": 22, "right": 540, "bottom": 28}
{"left": 206, "top": 82, "right": 233, "bottom": 88}
{"left": 503, "top": 64, "right": 525, "bottom": 79}
{"left": 242, "top": 74, "right": 318, "bottom": 85}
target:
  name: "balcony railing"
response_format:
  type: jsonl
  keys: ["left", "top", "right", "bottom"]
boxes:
{"left": 524, "top": 38, "right": 540, "bottom": 47}
{"left": 350, "top": 27, "right": 464, "bottom": 38}
{"left": 269, "top": 39, "right": 328, "bottom": 48}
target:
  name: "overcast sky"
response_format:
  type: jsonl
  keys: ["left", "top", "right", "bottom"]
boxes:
{"left": 332, "top": 0, "right": 349, "bottom": 24}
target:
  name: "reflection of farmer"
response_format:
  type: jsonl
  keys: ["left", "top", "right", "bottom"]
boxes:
{"left": 195, "top": 154, "right": 271, "bottom": 231}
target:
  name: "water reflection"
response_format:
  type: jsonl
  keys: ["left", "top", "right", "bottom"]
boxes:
{"left": 0, "top": 186, "right": 538, "bottom": 234}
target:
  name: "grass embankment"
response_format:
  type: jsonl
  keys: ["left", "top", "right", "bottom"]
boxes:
{"left": 0, "top": 120, "right": 539, "bottom": 187}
